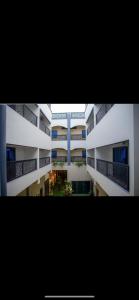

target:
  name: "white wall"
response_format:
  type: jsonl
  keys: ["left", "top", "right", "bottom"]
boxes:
{"left": 70, "top": 140, "right": 86, "bottom": 150}
{"left": 7, "top": 170, "right": 39, "bottom": 196}
{"left": 87, "top": 165, "right": 130, "bottom": 196}
{"left": 85, "top": 104, "right": 94, "bottom": 121}
{"left": 87, "top": 104, "right": 133, "bottom": 149}
{"left": 39, "top": 104, "right": 51, "bottom": 124}
{"left": 52, "top": 140, "right": 67, "bottom": 150}
{"left": 6, "top": 106, "right": 51, "bottom": 150}
{"left": 52, "top": 119, "right": 68, "bottom": 128}
{"left": 70, "top": 119, "right": 86, "bottom": 128}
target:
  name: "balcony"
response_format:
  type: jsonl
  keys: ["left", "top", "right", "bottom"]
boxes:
{"left": 87, "top": 157, "right": 95, "bottom": 169}
{"left": 52, "top": 135, "right": 67, "bottom": 141}
{"left": 39, "top": 120, "right": 50, "bottom": 136}
{"left": 52, "top": 113, "right": 67, "bottom": 119}
{"left": 7, "top": 159, "right": 37, "bottom": 182}
{"left": 87, "top": 123, "right": 94, "bottom": 135}
{"left": 52, "top": 156, "right": 67, "bottom": 162}
{"left": 71, "top": 157, "right": 86, "bottom": 163}
{"left": 96, "top": 104, "right": 114, "bottom": 124}
{"left": 71, "top": 134, "right": 86, "bottom": 140}
{"left": 96, "top": 159, "right": 129, "bottom": 191}
{"left": 71, "top": 112, "right": 85, "bottom": 119}
{"left": 39, "top": 157, "right": 50, "bottom": 168}
{"left": 8, "top": 104, "right": 37, "bottom": 127}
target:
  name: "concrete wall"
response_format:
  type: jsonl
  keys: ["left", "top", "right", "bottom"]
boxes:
{"left": 39, "top": 104, "right": 51, "bottom": 124}
{"left": 87, "top": 165, "right": 130, "bottom": 196}
{"left": 70, "top": 140, "right": 86, "bottom": 150}
{"left": 71, "top": 149, "right": 84, "bottom": 156}
{"left": 6, "top": 105, "right": 51, "bottom": 150}
{"left": 70, "top": 126, "right": 85, "bottom": 135}
{"left": 52, "top": 141, "right": 67, "bottom": 150}
{"left": 85, "top": 104, "right": 94, "bottom": 121}
{"left": 52, "top": 119, "right": 68, "bottom": 128}
{"left": 87, "top": 104, "right": 133, "bottom": 149}
{"left": 70, "top": 119, "right": 86, "bottom": 128}
{"left": 51, "top": 126, "right": 67, "bottom": 135}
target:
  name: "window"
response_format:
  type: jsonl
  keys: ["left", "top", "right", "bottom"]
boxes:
{"left": 52, "top": 130, "right": 58, "bottom": 138}
{"left": 52, "top": 150, "right": 57, "bottom": 158}
{"left": 82, "top": 130, "right": 86, "bottom": 138}
{"left": 82, "top": 150, "right": 86, "bottom": 158}
{"left": 113, "top": 147, "right": 128, "bottom": 164}
{"left": 72, "top": 181, "right": 90, "bottom": 194}
{"left": 7, "top": 147, "right": 16, "bottom": 161}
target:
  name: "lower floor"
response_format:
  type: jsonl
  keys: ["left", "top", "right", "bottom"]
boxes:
{"left": 18, "top": 175, "right": 49, "bottom": 196}
{"left": 18, "top": 169, "right": 92, "bottom": 197}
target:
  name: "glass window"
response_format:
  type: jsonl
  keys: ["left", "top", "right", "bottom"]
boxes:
{"left": 7, "top": 147, "right": 16, "bottom": 161}
{"left": 113, "top": 147, "right": 128, "bottom": 164}
{"left": 52, "top": 130, "right": 58, "bottom": 138}
{"left": 52, "top": 150, "right": 57, "bottom": 158}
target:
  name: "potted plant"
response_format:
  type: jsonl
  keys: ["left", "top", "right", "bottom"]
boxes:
{"left": 64, "top": 181, "right": 73, "bottom": 196}
{"left": 58, "top": 161, "right": 65, "bottom": 167}
{"left": 75, "top": 161, "right": 85, "bottom": 167}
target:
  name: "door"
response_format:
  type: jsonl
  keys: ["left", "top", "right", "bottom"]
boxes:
{"left": 44, "top": 179, "right": 49, "bottom": 196}
{"left": 7, "top": 147, "right": 16, "bottom": 181}
{"left": 40, "top": 188, "right": 43, "bottom": 196}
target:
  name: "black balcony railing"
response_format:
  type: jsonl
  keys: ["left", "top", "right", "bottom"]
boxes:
{"left": 8, "top": 104, "right": 38, "bottom": 127}
{"left": 96, "top": 159, "right": 129, "bottom": 191}
{"left": 71, "top": 112, "right": 85, "bottom": 119}
{"left": 7, "top": 159, "right": 37, "bottom": 182}
{"left": 39, "top": 120, "right": 50, "bottom": 136}
{"left": 71, "top": 134, "right": 86, "bottom": 140}
{"left": 52, "top": 157, "right": 67, "bottom": 162}
{"left": 87, "top": 123, "right": 94, "bottom": 135}
{"left": 71, "top": 157, "right": 86, "bottom": 163}
{"left": 52, "top": 135, "right": 67, "bottom": 140}
{"left": 87, "top": 157, "right": 95, "bottom": 168}
{"left": 39, "top": 157, "right": 50, "bottom": 168}
{"left": 52, "top": 113, "right": 67, "bottom": 119}
{"left": 96, "top": 104, "right": 114, "bottom": 124}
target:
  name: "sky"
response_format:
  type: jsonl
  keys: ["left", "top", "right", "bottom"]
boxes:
{"left": 51, "top": 104, "right": 85, "bottom": 113}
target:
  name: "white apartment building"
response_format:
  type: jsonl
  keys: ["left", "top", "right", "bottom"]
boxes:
{"left": 86, "top": 104, "right": 139, "bottom": 196}
{"left": 6, "top": 104, "right": 52, "bottom": 196}
{"left": 1, "top": 103, "right": 139, "bottom": 196}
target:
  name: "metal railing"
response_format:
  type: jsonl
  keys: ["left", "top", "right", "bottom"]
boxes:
{"left": 39, "top": 157, "right": 50, "bottom": 168}
{"left": 71, "top": 112, "right": 85, "bottom": 119}
{"left": 71, "top": 134, "right": 86, "bottom": 140}
{"left": 39, "top": 120, "right": 50, "bottom": 136}
{"left": 8, "top": 104, "right": 38, "bottom": 127}
{"left": 96, "top": 159, "right": 129, "bottom": 191}
{"left": 87, "top": 122, "right": 94, "bottom": 135}
{"left": 52, "top": 135, "right": 67, "bottom": 140}
{"left": 52, "top": 113, "right": 67, "bottom": 119}
{"left": 96, "top": 104, "right": 114, "bottom": 124}
{"left": 71, "top": 157, "right": 86, "bottom": 163}
{"left": 7, "top": 159, "right": 37, "bottom": 182}
{"left": 52, "top": 157, "right": 67, "bottom": 162}
{"left": 87, "top": 157, "right": 95, "bottom": 169}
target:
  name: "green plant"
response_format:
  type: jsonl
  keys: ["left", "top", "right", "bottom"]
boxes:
{"left": 57, "top": 161, "right": 65, "bottom": 167}
{"left": 75, "top": 161, "right": 85, "bottom": 167}
{"left": 64, "top": 181, "right": 73, "bottom": 196}
{"left": 53, "top": 161, "right": 65, "bottom": 167}
{"left": 53, "top": 161, "right": 58, "bottom": 166}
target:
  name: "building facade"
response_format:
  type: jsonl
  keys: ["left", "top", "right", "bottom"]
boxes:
{"left": 86, "top": 103, "right": 139, "bottom": 196}
{"left": 2, "top": 103, "right": 139, "bottom": 196}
